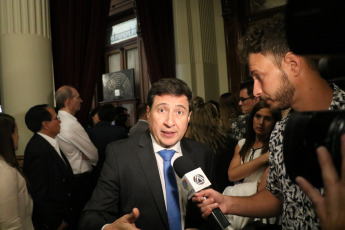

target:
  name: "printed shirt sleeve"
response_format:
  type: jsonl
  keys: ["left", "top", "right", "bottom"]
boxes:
{"left": 266, "top": 117, "right": 288, "bottom": 201}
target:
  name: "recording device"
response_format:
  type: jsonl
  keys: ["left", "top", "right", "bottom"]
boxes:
{"left": 284, "top": 111, "right": 345, "bottom": 188}
{"left": 282, "top": 0, "right": 345, "bottom": 188}
{"left": 173, "top": 156, "right": 231, "bottom": 230}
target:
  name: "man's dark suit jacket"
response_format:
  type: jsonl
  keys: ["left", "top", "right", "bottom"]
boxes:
{"left": 79, "top": 130, "right": 214, "bottom": 230}
{"left": 129, "top": 119, "right": 149, "bottom": 136}
{"left": 87, "top": 121, "right": 128, "bottom": 180}
{"left": 23, "top": 133, "right": 77, "bottom": 229}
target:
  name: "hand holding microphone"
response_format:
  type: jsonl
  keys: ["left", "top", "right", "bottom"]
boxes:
{"left": 173, "top": 156, "right": 231, "bottom": 230}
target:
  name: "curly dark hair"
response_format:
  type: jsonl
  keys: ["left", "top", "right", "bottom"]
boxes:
{"left": 239, "top": 14, "right": 319, "bottom": 71}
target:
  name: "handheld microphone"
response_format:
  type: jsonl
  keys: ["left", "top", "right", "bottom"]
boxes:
{"left": 173, "top": 156, "right": 231, "bottom": 230}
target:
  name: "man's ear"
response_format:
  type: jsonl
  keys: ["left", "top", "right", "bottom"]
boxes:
{"left": 283, "top": 52, "right": 301, "bottom": 75}
{"left": 65, "top": 98, "right": 71, "bottom": 107}
{"left": 41, "top": 121, "right": 48, "bottom": 131}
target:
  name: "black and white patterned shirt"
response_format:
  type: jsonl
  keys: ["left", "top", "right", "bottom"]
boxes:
{"left": 229, "top": 114, "right": 248, "bottom": 141}
{"left": 266, "top": 84, "right": 345, "bottom": 229}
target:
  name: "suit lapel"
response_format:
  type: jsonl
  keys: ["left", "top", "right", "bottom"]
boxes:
{"left": 136, "top": 131, "right": 169, "bottom": 229}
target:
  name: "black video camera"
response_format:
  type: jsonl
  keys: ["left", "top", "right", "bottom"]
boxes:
{"left": 283, "top": 0, "right": 345, "bottom": 188}
{"left": 284, "top": 111, "right": 345, "bottom": 188}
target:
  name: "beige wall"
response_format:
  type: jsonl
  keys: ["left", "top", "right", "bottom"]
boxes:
{"left": 0, "top": 0, "right": 54, "bottom": 155}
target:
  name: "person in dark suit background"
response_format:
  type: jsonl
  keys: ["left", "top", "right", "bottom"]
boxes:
{"left": 129, "top": 103, "right": 149, "bottom": 136}
{"left": 87, "top": 103, "right": 128, "bottom": 181}
{"left": 79, "top": 78, "right": 214, "bottom": 230}
{"left": 23, "top": 104, "right": 77, "bottom": 229}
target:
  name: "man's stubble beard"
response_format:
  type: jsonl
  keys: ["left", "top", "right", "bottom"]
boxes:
{"left": 270, "top": 70, "right": 295, "bottom": 110}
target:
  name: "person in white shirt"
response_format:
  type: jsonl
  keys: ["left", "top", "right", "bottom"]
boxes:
{"left": 55, "top": 85, "right": 98, "bottom": 221}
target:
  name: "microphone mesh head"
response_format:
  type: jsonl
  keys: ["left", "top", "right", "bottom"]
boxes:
{"left": 173, "top": 156, "right": 197, "bottom": 178}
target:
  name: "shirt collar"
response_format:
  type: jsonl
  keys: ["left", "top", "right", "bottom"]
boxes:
{"left": 151, "top": 134, "right": 181, "bottom": 154}
{"left": 58, "top": 110, "right": 77, "bottom": 121}
{"left": 37, "top": 132, "right": 58, "bottom": 148}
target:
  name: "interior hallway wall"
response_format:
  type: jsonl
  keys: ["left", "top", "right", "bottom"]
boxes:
{"left": 173, "top": 0, "right": 228, "bottom": 102}
{"left": 0, "top": 0, "right": 54, "bottom": 155}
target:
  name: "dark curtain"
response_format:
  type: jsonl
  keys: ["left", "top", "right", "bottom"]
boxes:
{"left": 136, "top": 0, "right": 176, "bottom": 83}
{"left": 50, "top": 0, "right": 110, "bottom": 125}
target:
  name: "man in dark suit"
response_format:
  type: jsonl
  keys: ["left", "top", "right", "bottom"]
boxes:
{"left": 79, "top": 78, "right": 214, "bottom": 230}
{"left": 87, "top": 103, "right": 128, "bottom": 181}
{"left": 23, "top": 104, "right": 77, "bottom": 229}
{"left": 129, "top": 103, "right": 149, "bottom": 136}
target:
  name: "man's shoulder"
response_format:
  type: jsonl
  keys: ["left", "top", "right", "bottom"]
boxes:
{"left": 107, "top": 131, "right": 144, "bottom": 148}
{"left": 26, "top": 134, "right": 47, "bottom": 147}
{"left": 24, "top": 135, "right": 52, "bottom": 160}
{"left": 181, "top": 137, "right": 204, "bottom": 147}
{"left": 181, "top": 137, "right": 213, "bottom": 155}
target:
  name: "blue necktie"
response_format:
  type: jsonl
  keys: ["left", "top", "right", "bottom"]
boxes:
{"left": 158, "top": 149, "right": 181, "bottom": 230}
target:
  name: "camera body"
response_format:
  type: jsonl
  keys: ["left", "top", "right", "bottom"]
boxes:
{"left": 284, "top": 111, "right": 345, "bottom": 188}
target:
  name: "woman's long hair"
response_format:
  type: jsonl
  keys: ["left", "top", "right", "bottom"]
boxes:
{"left": 219, "top": 93, "right": 242, "bottom": 132}
{"left": 0, "top": 113, "right": 20, "bottom": 171}
{"left": 186, "top": 102, "right": 227, "bottom": 154}
{"left": 239, "top": 100, "right": 282, "bottom": 159}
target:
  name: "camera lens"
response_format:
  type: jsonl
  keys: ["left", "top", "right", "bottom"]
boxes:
{"left": 284, "top": 110, "right": 345, "bottom": 188}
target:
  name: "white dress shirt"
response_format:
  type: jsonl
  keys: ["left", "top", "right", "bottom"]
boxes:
{"left": 56, "top": 110, "right": 98, "bottom": 174}
{"left": 152, "top": 135, "right": 187, "bottom": 230}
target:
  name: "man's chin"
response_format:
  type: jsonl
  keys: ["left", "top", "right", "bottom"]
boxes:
{"left": 267, "top": 100, "right": 289, "bottom": 110}
{"left": 266, "top": 99, "right": 279, "bottom": 109}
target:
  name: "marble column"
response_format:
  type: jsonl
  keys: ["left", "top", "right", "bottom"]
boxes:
{"left": 0, "top": 0, "right": 54, "bottom": 155}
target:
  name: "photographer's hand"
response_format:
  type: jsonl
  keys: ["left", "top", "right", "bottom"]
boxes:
{"left": 296, "top": 134, "right": 345, "bottom": 230}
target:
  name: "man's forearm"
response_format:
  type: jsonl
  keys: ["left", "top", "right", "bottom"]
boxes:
{"left": 225, "top": 189, "right": 282, "bottom": 218}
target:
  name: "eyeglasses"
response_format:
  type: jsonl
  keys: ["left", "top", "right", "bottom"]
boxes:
{"left": 239, "top": 97, "right": 254, "bottom": 103}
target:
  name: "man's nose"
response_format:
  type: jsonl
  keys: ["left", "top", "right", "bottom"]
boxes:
{"left": 164, "top": 112, "right": 174, "bottom": 127}
{"left": 253, "top": 80, "right": 262, "bottom": 97}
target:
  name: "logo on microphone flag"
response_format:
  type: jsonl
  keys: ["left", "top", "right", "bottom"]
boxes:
{"left": 178, "top": 167, "right": 211, "bottom": 199}
{"left": 193, "top": 174, "right": 205, "bottom": 185}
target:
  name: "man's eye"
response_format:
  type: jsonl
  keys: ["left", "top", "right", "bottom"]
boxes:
{"left": 159, "top": 108, "right": 165, "bottom": 112}
{"left": 253, "top": 73, "right": 262, "bottom": 81}
{"left": 177, "top": 111, "right": 183, "bottom": 115}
